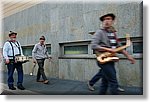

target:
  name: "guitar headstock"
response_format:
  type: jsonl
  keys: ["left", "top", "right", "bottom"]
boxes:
{"left": 125, "top": 34, "right": 131, "bottom": 47}
{"left": 126, "top": 34, "right": 130, "bottom": 38}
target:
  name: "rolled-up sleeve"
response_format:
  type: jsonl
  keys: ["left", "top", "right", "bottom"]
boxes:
{"left": 91, "top": 30, "right": 102, "bottom": 50}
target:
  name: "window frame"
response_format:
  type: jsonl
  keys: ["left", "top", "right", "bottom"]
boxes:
{"left": 117, "top": 37, "right": 143, "bottom": 59}
{"left": 45, "top": 44, "right": 51, "bottom": 55}
{"left": 22, "top": 45, "right": 34, "bottom": 57}
{"left": 131, "top": 37, "right": 143, "bottom": 58}
{"left": 59, "top": 40, "right": 94, "bottom": 59}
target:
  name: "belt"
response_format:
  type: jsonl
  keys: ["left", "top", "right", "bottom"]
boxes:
{"left": 8, "top": 56, "right": 14, "bottom": 59}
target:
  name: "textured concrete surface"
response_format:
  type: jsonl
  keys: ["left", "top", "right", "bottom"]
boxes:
{"left": 0, "top": 72, "right": 143, "bottom": 95}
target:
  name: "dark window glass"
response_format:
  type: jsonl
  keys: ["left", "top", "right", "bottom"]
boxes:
{"left": 133, "top": 42, "right": 143, "bottom": 53}
{"left": 47, "top": 46, "right": 51, "bottom": 54}
{"left": 22, "top": 46, "right": 34, "bottom": 56}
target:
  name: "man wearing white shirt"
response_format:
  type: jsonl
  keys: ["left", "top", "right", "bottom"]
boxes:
{"left": 3, "top": 31, "right": 25, "bottom": 90}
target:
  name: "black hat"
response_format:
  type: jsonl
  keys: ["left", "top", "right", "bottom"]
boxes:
{"left": 9, "top": 31, "right": 17, "bottom": 36}
{"left": 39, "top": 36, "right": 45, "bottom": 40}
{"left": 99, "top": 13, "right": 116, "bottom": 21}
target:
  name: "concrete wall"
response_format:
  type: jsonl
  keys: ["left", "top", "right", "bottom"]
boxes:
{"left": 2, "top": 1, "right": 143, "bottom": 87}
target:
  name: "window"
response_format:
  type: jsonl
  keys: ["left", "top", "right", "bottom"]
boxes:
{"left": 133, "top": 42, "right": 143, "bottom": 53}
{"left": 64, "top": 45, "right": 88, "bottom": 55}
{"left": 59, "top": 41, "right": 92, "bottom": 58}
{"left": 22, "top": 46, "right": 34, "bottom": 56}
{"left": 46, "top": 44, "right": 51, "bottom": 54}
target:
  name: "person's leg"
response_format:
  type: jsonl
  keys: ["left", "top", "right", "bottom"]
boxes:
{"left": 36, "top": 66, "right": 41, "bottom": 81}
{"left": 89, "top": 69, "right": 102, "bottom": 86}
{"left": 37, "top": 59, "right": 48, "bottom": 83}
{"left": 99, "top": 73, "right": 108, "bottom": 95}
{"left": 7, "top": 63, "right": 16, "bottom": 90}
{"left": 97, "top": 62, "right": 119, "bottom": 95}
{"left": 15, "top": 63, "right": 23, "bottom": 84}
{"left": 15, "top": 62, "right": 25, "bottom": 90}
{"left": 87, "top": 69, "right": 102, "bottom": 91}
{"left": 100, "top": 62, "right": 118, "bottom": 95}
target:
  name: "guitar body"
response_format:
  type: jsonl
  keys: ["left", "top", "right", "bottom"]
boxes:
{"left": 97, "top": 52, "right": 119, "bottom": 64}
{"left": 96, "top": 34, "right": 131, "bottom": 64}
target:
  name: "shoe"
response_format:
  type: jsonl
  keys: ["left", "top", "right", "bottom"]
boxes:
{"left": 9, "top": 86, "right": 16, "bottom": 90}
{"left": 36, "top": 80, "right": 44, "bottom": 82}
{"left": 43, "top": 80, "right": 49, "bottom": 84}
{"left": 87, "top": 82, "right": 95, "bottom": 91}
{"left": 117, "top": 87, "right": 125, "bottom": 92}
{"left": 17, "top": 84, "right": 25, "bottom": 90}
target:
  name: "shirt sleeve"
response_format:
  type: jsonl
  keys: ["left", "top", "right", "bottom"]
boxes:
{"left": 32, "top": 44, "right": 37, "bottom": 60}
{"left": 91, "top": 30, "right": 102, "bottom": 50}
{"left": 3, "top": 42, "right": 9, "bottom": 59}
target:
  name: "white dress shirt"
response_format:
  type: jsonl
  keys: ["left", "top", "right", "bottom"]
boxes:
{"left": 3, "top": 41, "right": 23, "bottom": 60}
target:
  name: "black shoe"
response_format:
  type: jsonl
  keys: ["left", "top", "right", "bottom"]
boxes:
{"left": 36, "top": 80, "right": 44, "bottom": 82}
{"left": 9, "top": 86, "right": 16, "bottom": 90}
{"left": 17, "top": 84, "right": 25, "bottom": 90}
{"left": 43, "top": 80, "right": 49, "bottom": 84}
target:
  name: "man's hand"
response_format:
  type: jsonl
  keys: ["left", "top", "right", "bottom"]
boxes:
{"left": 5, "top": 59, "right": 10, "bottom": 64}
{"left": 108, "top": 48, "right": 116, "bottom": 53}
{"left": 33, "top": 59, "right": 37, "bottom": 63}
{"left": 99, "top": 47, "right": 116, "bottom": 53}
{"left": 128, "top": 55, "right": 135, "bottom": 64}
{"left": 121, "top": 50, "right": 135, "bottom": 64}
{"left": 48, "top": 57, "right": 52, "bottom": 62}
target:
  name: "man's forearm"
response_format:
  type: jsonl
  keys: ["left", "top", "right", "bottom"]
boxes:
{"left": 121, "top": 50, "right": 130, "bottom": 58}
{"left": 95, "top": 46, "right": 115, "bottom": 53}
{"left": 32, "top": 53, "right": 36, "bottom": 60}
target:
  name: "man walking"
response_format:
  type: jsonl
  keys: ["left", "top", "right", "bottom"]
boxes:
{"left": 91, "top": 13, "right": 135, "bottom": 94}
{"left": 3, "top": 31, "right": 25, "bottom": 90}
{"left": 32, "top": 36, "right": 51, "bottom": 84}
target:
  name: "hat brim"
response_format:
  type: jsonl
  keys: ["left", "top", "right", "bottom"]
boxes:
{"left": 39, "top": 38, "right": 45, "bottom": 40}
{"left": 9, "top": 33, "right": 17, "bottom": 36}
{"left": 100, "top": 13, "right": 115, "bottom": 21}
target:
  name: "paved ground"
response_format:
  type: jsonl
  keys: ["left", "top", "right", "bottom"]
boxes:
{"left": 0, "top": 71, "right": 143, "bottom": 95}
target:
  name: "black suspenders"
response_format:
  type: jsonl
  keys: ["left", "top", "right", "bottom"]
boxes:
{"left": 8, "top": 41, "right": 21, "bottom": 60}
{"left": 16, "top": 41, "right": 21, "bottom": 54}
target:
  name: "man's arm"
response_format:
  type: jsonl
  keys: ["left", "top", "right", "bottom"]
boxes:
{"left": 3, "top": 42, "right": 9, "bottom": 60}
{"left": 91, "top": 30, "right": 116, "bottom": 53}
{"left": 32, "top": 44, "right": 37, "bottom": 62}
{"left": 45, "top": 47, "right": 52, "bottom": 61}
{"left": 3, "top": 42, "right": 10, "bottom": 64}
{"left": 121, "top": 50, "right": 135, "bottom": 64}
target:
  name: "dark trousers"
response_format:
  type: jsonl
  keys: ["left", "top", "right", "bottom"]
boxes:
{"left": 36, "top": 59, "right": 47, "bottom": 81}
{"left": 7, "top": 62, "right": 23, "bottom": 87}
{"left": 89, "top": 69, "right": 102, "bottom": 86}
{"left": 97, "top": 61, "right": 119, "bottom": 95}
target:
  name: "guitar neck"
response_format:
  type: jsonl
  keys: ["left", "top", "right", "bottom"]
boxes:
{"left": 114, "top": 45, "right": 128, "bottom": 52}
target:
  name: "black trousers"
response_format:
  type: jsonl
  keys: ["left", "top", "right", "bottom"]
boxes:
{"left": 89, "top": 69, "right": 102, "bottom": 86}
{"left": 36, "top": 59, "right": 48, "bottom": 81}
{"left": 97, "top": 61, "right": 119, "bottom": 95}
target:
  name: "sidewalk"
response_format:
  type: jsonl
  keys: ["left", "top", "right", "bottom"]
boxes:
{"left": 0, "top": 72, "right": 143, "bottom": 95}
